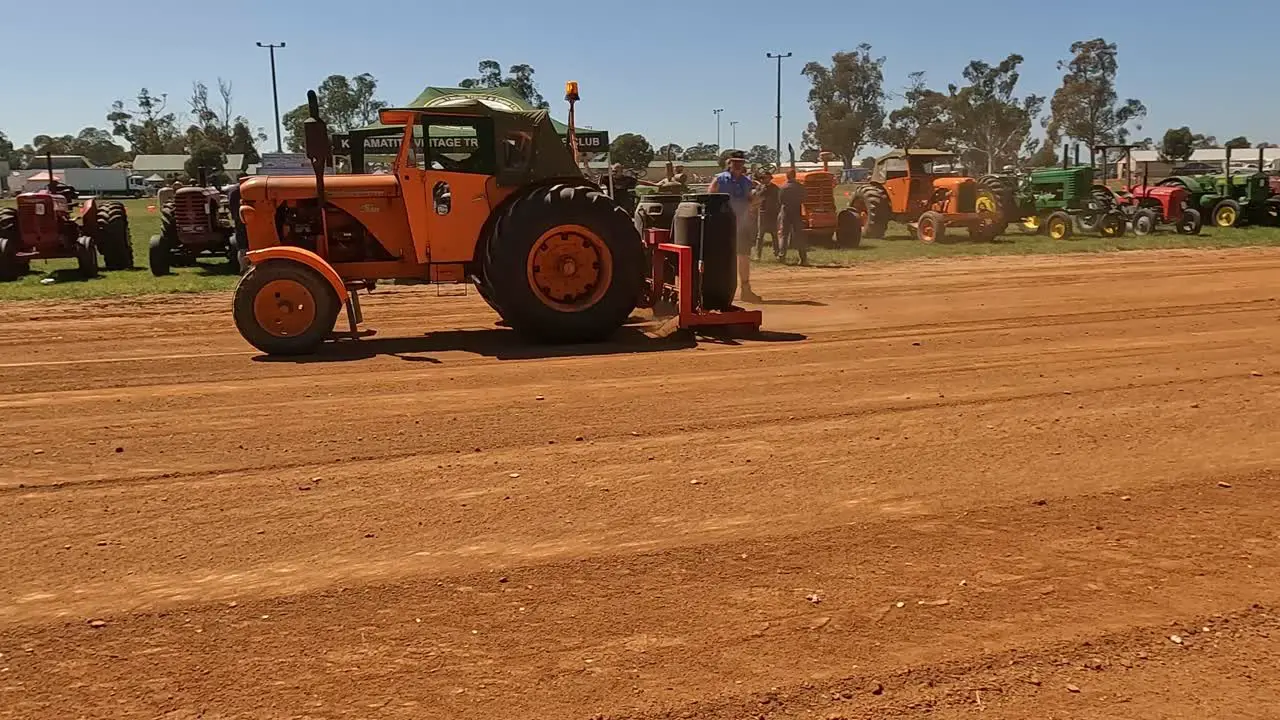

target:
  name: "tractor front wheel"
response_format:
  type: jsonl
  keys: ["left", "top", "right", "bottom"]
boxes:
{"left": 233, "top": 260, "right": 340, "bottom": 355}
{"left": 916, "top": 211, "right": 945, "bottom": 244}
{"left": 1175, "top": 208, "right": 1203, "bottom": 235}
{"left": 1132, "top": 208, "right": 1158, "bottom": 236}
{"left": 148, "top": 236, "right": 171, "bottom": 276}
{"left": 0, "top": 209, "right": 24, "bottom": 282}
{"left": 483, "top": 183, "right": 644, "bottom": 344}
{"left": 1211, "top": 199, "right": 1241, "bottom": 228}
{"left": 76, "top": 238, "right": 99, "bottom": 278}
{"left": 1045, "top": 212, "right": 1074, "bottom": 241}
{"left": 1099, "top": 211, "right": 1127, "bottom": 238}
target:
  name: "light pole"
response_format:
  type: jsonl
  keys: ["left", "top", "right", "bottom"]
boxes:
{"left": 256, "top": 42, "right": 286, "bottom": 153}
{"left": 713, "top": 108, "right": 724, "bottom": 149}
{"left": 729, "top": 120, "right": 739, "bottom": 149}
{"left": 766, "top": 51, "right": 792, "bottom": 168}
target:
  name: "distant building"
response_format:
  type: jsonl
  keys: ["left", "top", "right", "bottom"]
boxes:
{"left": 131, "top": 154, "right": 246, "bottom": 181}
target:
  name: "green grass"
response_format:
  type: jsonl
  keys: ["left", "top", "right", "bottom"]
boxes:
{"left": 0, "top": 197, "right": 241, "bottom": 301}
{"left": 3, "top": 187, "right": 1280, "bottom": 301}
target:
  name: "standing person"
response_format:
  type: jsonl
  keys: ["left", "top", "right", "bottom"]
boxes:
{"left": 157, "top": 180, "right": 180, "bottom": 207}
{"left": 754, "top": 171, "right": 781, "bottom": 260}
{"left": 707, "top": 150, "right": 762, "bottom": 302}
{"left": 778, "top": 168, "right": 808, "bottom": 266}
{"left": 671, "top": 164, "right": 689, "bottom": 194}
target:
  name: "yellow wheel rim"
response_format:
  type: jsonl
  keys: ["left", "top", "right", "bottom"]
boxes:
{"left": 1048, "top": 218, "right": 1068, "bottom": 240}
{"left": 975, "top": 195, "right": 996, "bottom": 214}
{"left": 1215, "top": 206, "right": 1237, "bottom": 226}
{"left": 1022, "top": 216, "right": 1041, "bottom": 231}
{"left": 526, "top": 224, "right": 613, "bottom": 312}
{"left": 253, "top": 279, "right": 318, "bottom": 338}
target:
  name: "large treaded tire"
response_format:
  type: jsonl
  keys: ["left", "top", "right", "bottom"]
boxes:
{"left": 97, "top": 201, "right": 133, "bottom": 270}
{"left": 976, "top": 176, "right": 1013, "bottom": 235}
{"left": 0, "top": 208, "right": 25, "bottom": 282}
{"left": 483, "top": 183, "right": 643, "bottom": 344}
{"left": 151, "top": 206, "right": 180, "bottom": 276}
{"left": 852, "top": 184, "right": 890, "bottom": 239}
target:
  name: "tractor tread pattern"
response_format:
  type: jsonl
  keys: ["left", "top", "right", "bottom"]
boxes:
{"left": 853, "top": 184, "right": 890, "bottom": 239}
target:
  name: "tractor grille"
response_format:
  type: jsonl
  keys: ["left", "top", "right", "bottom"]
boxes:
{"left": 803, "top": 172, "right": 835, "bottom": 210}
{"left": 955, "top": 181, "right": 977, "bottom": 212}
{"left": 173, "top": 192, "right": 214, "bottom": 233}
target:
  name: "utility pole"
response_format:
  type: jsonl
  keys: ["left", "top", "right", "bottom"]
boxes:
{"left": 256, "top": 42, "right": 287, "bottom": 152}
{"left": 766, "top": 51, "right": 792, "bottom": 168}
{"left": 729, "top": 120, "right": 739, "bottom": 149}
{"left": 713, "top": 108, "right": 724, "bottom": 149}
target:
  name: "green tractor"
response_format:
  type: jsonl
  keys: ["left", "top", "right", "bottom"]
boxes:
{"left": 1159, "top": 146, "right": 1279, "bottom": 228}
{"left": 987, "top": 145, "right": 1126, "bottom": 240}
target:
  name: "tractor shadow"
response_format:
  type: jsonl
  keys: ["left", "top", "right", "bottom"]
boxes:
{"left": 253, "top": 323, "right": 807, "bottom": 365}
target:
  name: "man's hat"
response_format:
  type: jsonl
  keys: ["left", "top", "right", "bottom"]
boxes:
{"left": 724, "top": 149, "right": 747, "bottom": 165}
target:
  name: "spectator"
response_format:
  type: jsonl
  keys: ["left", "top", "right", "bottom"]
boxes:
{"left": 778, "top": 168, "right": 808, "bottom": 266}
{"left": 707, "top": 150, "right": 762, "bottom": 302}
{"left": 754, "top": 171, "right": 780, "bottom": 260}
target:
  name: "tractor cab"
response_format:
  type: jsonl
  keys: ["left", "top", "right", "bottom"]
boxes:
{"left": 871, "top": 149, "right": 977, "bottom": 216}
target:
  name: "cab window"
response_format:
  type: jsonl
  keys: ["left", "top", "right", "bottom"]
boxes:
{"left": 411, "top": 115, "right": 495, "bottom": 175}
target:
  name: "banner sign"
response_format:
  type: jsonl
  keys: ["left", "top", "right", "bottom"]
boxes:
{"left": 333, "top": 130, "right": 610, "bottom": 155}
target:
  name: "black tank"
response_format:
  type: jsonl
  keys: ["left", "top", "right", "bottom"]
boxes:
{"left": 672, "top": 193, "right": 737, "bottom": 311}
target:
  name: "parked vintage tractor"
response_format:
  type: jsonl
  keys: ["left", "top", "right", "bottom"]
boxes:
{"left": 231, "top": 84, "right": 650, "bottom": 355}
{"left": 849, "top": 149, "right": 1005, "bottom": 242}
{"left": 1095, "top": 181, "right": 1203, "bottom": 236}
{"left": 768, "top": 151, "right": 859, "bottom": 247}
{"left": 1003, "top": 146, "right": 1127, "bottom": 239}
{"left": 1158, "top": 148, "right": 1277, "bottom": 228}
{"left": 149, "top": 169, "right": 240, "bottom": 275}
{"left": 0, "top": 155, "right": 132, "bottom": 281}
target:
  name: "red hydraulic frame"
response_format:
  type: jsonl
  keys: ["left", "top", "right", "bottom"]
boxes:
{"left": 642, "top": 228, "right": 762, "bottom": 333}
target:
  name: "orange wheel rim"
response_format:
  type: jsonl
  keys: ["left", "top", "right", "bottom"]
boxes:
{"left": 526, "top": 224, "right": 613, "bottom": 312}
{"left": 920, "top": 222, "right": 936, "bottom": 243}
{"left": 253, "top": 278, "right": 318, "bottom": 338}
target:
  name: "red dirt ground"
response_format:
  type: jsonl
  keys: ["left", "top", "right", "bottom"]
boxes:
{"left": 2, "top": 248, "right": 1279, "bottom": 719}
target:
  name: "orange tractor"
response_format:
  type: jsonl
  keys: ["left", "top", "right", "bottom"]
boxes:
{"left": 849, "top": 149, "right": 1006, "bottom": 242}
{"left": 232, "top": 84, "right": 653, "bottom": 355}
{"left": 769, "top": 151, "right": 861, "bottom": 247}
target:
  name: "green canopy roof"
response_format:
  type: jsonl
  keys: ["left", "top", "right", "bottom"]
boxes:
{"left": 354, "top": 85, "right": 596, "bottom": 136}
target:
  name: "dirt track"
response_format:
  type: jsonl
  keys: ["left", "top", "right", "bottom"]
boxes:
{"left": 2, "top": 248, "right": 1280, "bottom": 719}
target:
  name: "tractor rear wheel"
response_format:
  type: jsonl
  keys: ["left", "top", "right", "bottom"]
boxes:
{"left": 148, "top": 236, "right": 171, "bottom": 276}
{"left": 1211, "top": 199, "right": 1241, "bottom": 228}
{"left": 1021, "top": 215, "right": 1043, "bottom": 234}
{"left": 0, "top": 208, "right": 25, "bottom": 282}
{"left": 1264, "top": 198, "right": 1280, "bottom": 227}
{"left": 233, "top": 260, "right": 340, "bottom": 355}
{"left": 97, "top": 201, "right": 133, "bottom": 270}
{"left": 835, "top": 208, "right": 862, "bottom": 248}
{"left": 1045, "top": 212, "right": 1073, "bottom": 240}
{"left": 915, "top": 211, "right": 945, "bottom": 243}
{"left": 1174, "top": 208, "right": 1203, "bottom": 235}
{"left": 483, "top": 183, "right": 644, "bottom": 344}
{"left": 1132, "top": 208, "right": 1158, "bottom": 236}
{"left": 76, "top": 237, "right": 99, "bottom": 278}
{"left": 851, "top": 184, "right": 890, "bottom": 239}
{"left": 976, "top": 177, "right": 1012, "bottom": 235}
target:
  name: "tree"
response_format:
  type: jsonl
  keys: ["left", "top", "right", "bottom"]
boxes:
{"left": 185, "top": 141, "right": 226, "bottom": 184}
{"left": 879, "top": 71, "right": 952, "bottom": 151}
{"left": 458, "top": 60, "right": 549, "bottom": 109}
{"left": 282, "top": 73, "right": 388, "bottom": 151}
{"left": 656, "top": 143, "right": 684, "bottom": 160}
{"left": 108, "top": 88, "right": 184, "bottom": 154}
{"left": 681, "top": 143, "right": 719, "bottom": 161}
{"left": 746, "top": 144, "right": 778, "bottom": 166}
{"left": 859, "top": 155, "right": 876, "bottom": 169}
{"left": 1160, "top": 127, "right": 1196, "bottom": 161}
{"left": 0, "top": 131, "right": 15, "bottom": 167}
{"left": 948, "top": 55, "right": 1045, "bottom": 173}
{"left": 1257, "top": 142, "right": 1278, "bottom": 149}
{"left": 610, "top": 133, "right": 654, "bottom": 172}
{"left": 1225, "top": 136, "right": 1251, "bottom": 149}
{"left": 1045, "top": 38, "right": 1146, "bottom": 151}
{"left": 187, "top": 78, "right": 266, "bottom": 163}
{"left": 801, "top": 44, "right": 887, "bottom": 169}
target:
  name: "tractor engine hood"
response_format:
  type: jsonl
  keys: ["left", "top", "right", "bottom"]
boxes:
{"left": 239, "top": 174, "right": 400, "bottom": 203}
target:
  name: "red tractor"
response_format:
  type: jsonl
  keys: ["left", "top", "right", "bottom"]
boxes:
{"left": 0, "top": 159, "right": 132, "bottom": 281}
{"left": 149, "top": 171, "right": 239, "bottom": 276}
{"left": 1117, "top": 182, "right": 1203, "bottom": 235}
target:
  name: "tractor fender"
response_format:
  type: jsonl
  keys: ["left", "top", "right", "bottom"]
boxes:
{"left": 244, "top": 246, "right": 349, "bottom": 304}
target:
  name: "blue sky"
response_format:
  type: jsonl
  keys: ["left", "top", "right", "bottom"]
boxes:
{"left": 3, "top": 0, "right": 1276, "bottom": 155}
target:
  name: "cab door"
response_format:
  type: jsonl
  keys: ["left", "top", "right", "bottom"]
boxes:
{"left": 397, "top": 114, "right": 495, "bottom": 264}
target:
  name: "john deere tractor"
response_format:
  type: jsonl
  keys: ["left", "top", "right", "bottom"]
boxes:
{"left": 849, "top": 149, "right": 1005, "bottom": 242}
{"left": 983, "top": 146, "right": 1126, "bottom": 240}
{"left": 1159, "top": 147, "right": 1278, "bottom": 228}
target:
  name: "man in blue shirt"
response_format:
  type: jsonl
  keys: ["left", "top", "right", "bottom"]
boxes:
{"left": 708, "top": 150, "right": 762, "bottom": 303}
